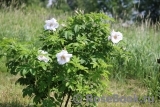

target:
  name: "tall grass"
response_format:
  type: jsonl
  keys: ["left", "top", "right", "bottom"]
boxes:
{"left": 0, "top": 71, "right": 31, "bottom": 106}
{"left": 110, "top": 20, "right": 160, "bottom": 101}
{"left": 110, "top": 20, "right": 160, "bottom": 80}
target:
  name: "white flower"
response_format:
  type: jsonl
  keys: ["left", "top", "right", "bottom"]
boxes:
{"left": 56, "top": 50, "right": 72, "bottom": 65}
{"left": 108, "top": 30, "right": 123, "bottom": 44}
{"left": 44, "top": 18, "right": 59, "bottom": 31}
{"left": 37, "top": 50, "right": 49, "bottom": 63}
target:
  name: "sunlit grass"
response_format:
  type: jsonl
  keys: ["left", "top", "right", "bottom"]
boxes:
{"left": 110, "top": 20, "right": 160, "bottom": 81}
{"left": 98, "top": 79, "right": 160, "bottom": 107}
{"left": 0, "top": 72, "right": 31, "bottom": 107}
{"left": 0, "top": 71, "right": 159, "bottom": 107}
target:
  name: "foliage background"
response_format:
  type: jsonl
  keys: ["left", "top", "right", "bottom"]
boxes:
{"left": 0, "top": 0, "right": 159, "bottom": 23}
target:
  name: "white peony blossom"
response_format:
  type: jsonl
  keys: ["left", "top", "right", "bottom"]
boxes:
{"left": 56, "top": 50, "right": 72, "bottom": 65}
{"left": 37, "top": 50, "right": 49, "bottom": 63}
{"left": 44, "top": 18, "right": 59, "bottom": 31}
{"left": 108, "top": 30, "right": 123, "bottom": 44}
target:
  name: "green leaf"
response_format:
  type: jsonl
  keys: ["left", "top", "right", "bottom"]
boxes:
{"left": 22, "top": 85, "right": 34, "bottom": 97}
{"left": 21, "top": 69, "right": 28, "bottom": 76}
{"left": 64, "top": 31, "right": 73, "bottom": 40}
{"left": 67, "top": 69, "right": 72, "bottom": 73}
{"left": 74, "top": 25, "right": 80, "bottom": 33}
{"left": 66, "top": 82, "right": 69, "bottom": 87}
{"left": 42, "top": 65, "right": 47, "bottom": 70}
{"left": 29, "top": 69, "right": 36, "bottom": 75}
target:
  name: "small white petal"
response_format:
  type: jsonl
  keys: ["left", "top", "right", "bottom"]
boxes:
{"left": 53, "top": 23, "right": 59, "bottom": 28}
{"left": 61, "top": 50, "right": 68, "bottom": 54}
{"left": 111, "top": 37, "right": 120, "bottom": 43}
{"left": 65, "top": 57, "right": 70, "bottom": 63}
{"left": 58, "top": 60, "right": 66, "bottom": 65}
{"left": 65, "top": 54, "right": 72, "bottom": 58}
{"left": 37, "top": 55, "right": 43, "bottom": 61}
{"left": 37, "top": 50, "right": 49, "bottom": 63}
{"left": 50, "top": 18, "right": 57, "bottom": 22}
{"left": 108, "top": 36, "right": 111, "bottom": 40}
{"left": 50, "top": 27, "right": 56, "bottom": 31}
{"left": 44, "top": 24, "right": 49, "bottom": 30}
{"left": 43, "top": 57, "right": 49, "bottom": 63}
{"left": 42, "top": 51, "right": 48, "bottom": 54}
{"left": 56, "top": 53, "right": 62, "bottom": 58}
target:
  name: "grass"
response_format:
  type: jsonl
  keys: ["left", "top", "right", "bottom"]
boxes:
{"left": 109, "top": 20, "right": 160, "bottom": 83}
{"left": 0, "top": 6, "right": 160, "bottom": 107}
{"left": 0, "top": 71, "right": 159, "bottom": 107}
{"left": 0, "top": 72, "right": 31, "bottom": 107}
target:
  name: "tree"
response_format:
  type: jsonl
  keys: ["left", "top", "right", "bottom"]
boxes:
{"left": 135, "top": 0, "right": 160, "bottom": 23}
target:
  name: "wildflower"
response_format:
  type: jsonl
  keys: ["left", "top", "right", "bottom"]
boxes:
{"left": 44, "top": 18, "right": 59, "bottom": 31}
{"left": 56, "top": 50, "right": 72, "bottom": 65}
{"left": 37, "top": 50, "right": 49, "bottom": 63}
{"left": 108, "top": 30, "right": 123, "bottom": 44}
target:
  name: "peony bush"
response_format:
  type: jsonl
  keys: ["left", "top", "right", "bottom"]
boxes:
{"left": 1, "top": 12, "right": 124, "bottom": 107}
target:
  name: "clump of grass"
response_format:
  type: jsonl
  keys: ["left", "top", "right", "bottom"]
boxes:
{"left": 98, "top": 79, "right": 160, "bottom": 107}
{"left": 0, "top": 72, "right": 32, "bottom": 106}
{"left": 109, "top": 20, "right": 160, "bottom": 101}
{"left": 1, "top": 71, "right": 159, "bottom": 107}
{"left": 110, "top": 20, "right": 160, "bottom": 81}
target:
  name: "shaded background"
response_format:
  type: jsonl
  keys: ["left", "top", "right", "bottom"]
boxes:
{"left": 0, "top": 0, "right": 159, "bottom": 23}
